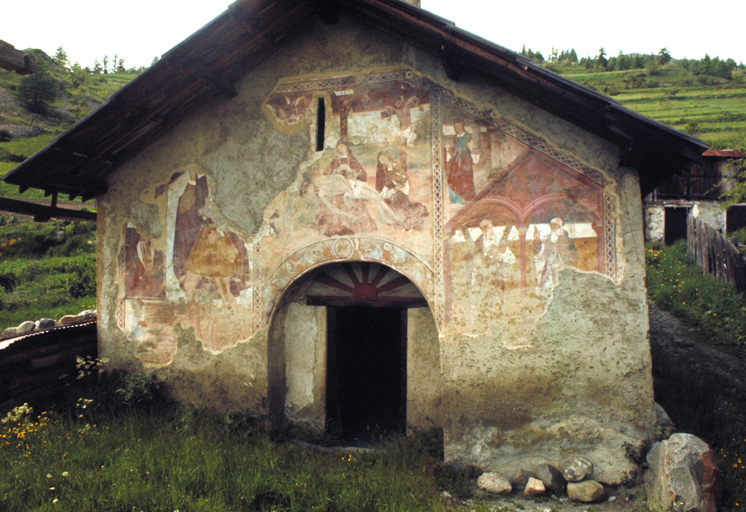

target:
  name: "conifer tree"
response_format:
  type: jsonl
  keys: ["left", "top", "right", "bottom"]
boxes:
{"left": 17, "top": 57, "right": 58, "bottom": 115}
{"left": 53, "top": 47, "right": 69, "bottom": 69}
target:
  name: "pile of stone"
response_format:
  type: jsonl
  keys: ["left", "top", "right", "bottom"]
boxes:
{"left": 1, "top": 310, "right": 97, "bottom": 339}
{"left": 477, "top": 456, "right": 605, "bottom": 503}
{"left": 475, "top": 429, "right": 722, "bottom": 512}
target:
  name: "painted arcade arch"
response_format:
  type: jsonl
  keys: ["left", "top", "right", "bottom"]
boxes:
{"left": 264, "top": 236, "right": 435, "bottom": 323}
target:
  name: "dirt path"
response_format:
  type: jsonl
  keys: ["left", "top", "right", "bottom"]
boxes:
{"left": 649, "top": 303, "right": 746, "bottom": 417}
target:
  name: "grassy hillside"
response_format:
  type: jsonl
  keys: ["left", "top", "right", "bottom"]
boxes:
{"left": 0, "top": 50, "right": 138, "bottom": 204}
{"left": 553, "top": 64, "right": 746, "bottom": 150}
{"left": 0, "top": 216, "right": 96, "bottom": 330}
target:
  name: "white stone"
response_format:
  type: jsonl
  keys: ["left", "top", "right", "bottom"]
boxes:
{"left": 16, "top": 321, "right": 35, "bottom": 334}
{"left": 59, "top": 315, "right": 78, "bottom": 326}
{"left": 563, "top": 456, "right": 594, "bottom": 482}
{"left": 567, "top": 480, "right": 605, "bottom": 502}
{"left": 477, "top": 472, "right": 512, "bottom": 494}
{"left": 524, "top": 477, "right": 545, "bottom": 496}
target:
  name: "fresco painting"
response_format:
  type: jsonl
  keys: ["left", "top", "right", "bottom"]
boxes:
{"left": 261, "top": 77, "right": 435, "bottom": 284}
{"left": 260, "top": 72, "right": 614, "bottom": 331}
{"left": 117, "top": 70, "right": 616, "bottom": 360}
{"left": 443, "top": 121, "right": 606, "bottom": 339}
{"left": 117, "top": 167, "right": 256, "bottom": 362}
{"left": 121, "top": 223, "right": 165, "bottom": 299}
{"left": 267, "top": 92, "right": 313, "bottom": 126}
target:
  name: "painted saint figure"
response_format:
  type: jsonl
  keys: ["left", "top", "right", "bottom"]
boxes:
{"left": 382, "top": 93, "right": 420, "bottom": 153}
{"left": 172, "top": 169, "right": 248, "bottom": 310}
{"left": 375, "top": 151, "right": 428, "bottom": 231}
{"left": 536, "top": 217, "right": 577, "bottom": 289}
{"left": 182, "top": 220, "right": 242, "bottom": 310}
{"left": 316, "top": 140, "right": 377, "bottom": 236}
{"left": 173, "top": 169, "right": 209, "bottom": 280}
{"left": 324, "top": 139, "right": 367, "bottom": 183}
{"left": 466, "top": 219, "right": 509, "bottom": 293}
{"left": 446, "top": 121, "right": 476, "bottom": 204}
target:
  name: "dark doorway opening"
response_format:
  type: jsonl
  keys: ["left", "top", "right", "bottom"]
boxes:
{"left": 727, "top": 206, "right": 746, "bottom": 234}
{"left": 665, "top": 207, "right": 688, "bottom": 245}
{"left": 326, "top": 306, "right": 406, "bottom": 443}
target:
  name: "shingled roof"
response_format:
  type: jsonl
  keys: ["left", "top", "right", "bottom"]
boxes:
{"left": 3, "top": 0, "right": 707, "bottom": 201}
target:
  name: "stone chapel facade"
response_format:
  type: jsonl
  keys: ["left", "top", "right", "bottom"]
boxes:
{"left": 4, "top": 0, "right": 708, "bottom": 484}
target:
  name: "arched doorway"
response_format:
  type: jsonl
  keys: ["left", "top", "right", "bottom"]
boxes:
{"left": 306, "top": 262, "right": 426, "bottom": 441}
{"left": 326, "top": 306, "right": 406, "bottom": 440}
{"left": 268, "top": 260, "right": 439, "bottom": 443}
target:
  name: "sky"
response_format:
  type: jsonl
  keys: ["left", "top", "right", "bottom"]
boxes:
{"left": 2, "top": 0, "right": 744, "bottom": 70}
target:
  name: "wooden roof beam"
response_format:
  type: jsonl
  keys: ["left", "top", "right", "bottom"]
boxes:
{"left": 0, "top": 196, "right": 96, "bottom": 222}
{"left": 181, "top": 61, "right": 237, "bottom": 97}
{"left": 439, "top": 41, "right": 463, "bottom": 82}
{"left": 314, "top": 0, "right": 340, "bottom": 24}
{"left": 230, "top": 6, "right": 274, "bottom": 46}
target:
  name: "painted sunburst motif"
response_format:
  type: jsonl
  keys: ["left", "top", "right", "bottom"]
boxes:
{"left": 305, "top": 262, "right": 425, "bottom": 305}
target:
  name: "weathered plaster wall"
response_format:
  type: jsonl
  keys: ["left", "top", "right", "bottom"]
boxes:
{"left": 440, "top": 171, "right": 652, "bottom": 483}
{"left": 97, "top": 15, "right": 654, "bottom": 484}
{"left": 407, "top": 307, "right": 442, "bottom": 430}
{"left": 283, "top": 303, "right": 326, "bottom": 427}
{"left": 695, "top": 202, "right": 725, "bottom": 230}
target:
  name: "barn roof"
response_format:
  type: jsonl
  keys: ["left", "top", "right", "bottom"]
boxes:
{"left": 3, "top": 0, "right": 707, "bottom": 201}
{"left": 702, "top": 150, "right": 745, "bottom": 158}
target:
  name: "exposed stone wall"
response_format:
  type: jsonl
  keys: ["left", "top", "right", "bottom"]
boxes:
{"left": 97, "top": 16, "right": 654, "bottom": 484}
{"left": 644, "top": 200, "right": 725, "bottom": 242}
{"left": 645, "top": 205, "right": 665, "bottom": 242}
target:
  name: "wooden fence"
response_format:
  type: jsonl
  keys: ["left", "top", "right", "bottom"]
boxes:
{"left": 0, "top": 321, "right": 97, "bottom": 409}
{"left": 687, "top": 216, "right": 746, "bottom": 293}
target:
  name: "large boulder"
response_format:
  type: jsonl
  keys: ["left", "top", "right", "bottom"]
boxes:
{"left": 645, "top": 433, "right": 722, "bottom": 512}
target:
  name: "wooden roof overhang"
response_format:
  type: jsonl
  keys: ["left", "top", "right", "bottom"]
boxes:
{"left": 2, "top": 0, "right": 707, "bottom": 202}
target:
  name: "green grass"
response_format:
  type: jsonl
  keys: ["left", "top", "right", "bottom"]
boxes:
{"left": 0, "top": 374, "right": 453, "bottom": 512}
{"left": 645, "top": 240, "right": 746, "bottom": 349}
{"left": 0, "top": 133, "right": 59, "bottom": 201}
{"left": 0, "top": 217, "right": 96, "bottom": 330}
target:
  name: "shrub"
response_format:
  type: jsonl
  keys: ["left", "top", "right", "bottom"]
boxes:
{"left": 112, "top": 371, "right": 167, "bottom": 411}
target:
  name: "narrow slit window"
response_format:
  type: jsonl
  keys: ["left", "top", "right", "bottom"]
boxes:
{"left": 316, "top": 98, "right": 325, "bottom": 151}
